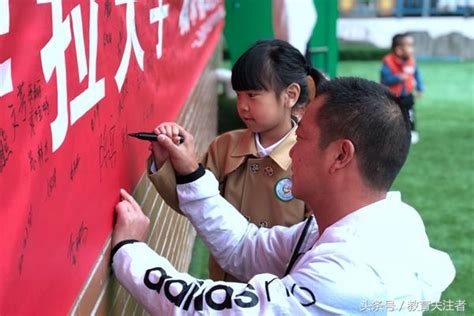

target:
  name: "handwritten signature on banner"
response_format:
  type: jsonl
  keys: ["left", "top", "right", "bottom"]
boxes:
{"left": 0, "top": 0, "right": 224, "bottom": 152}
{"left": 1, "top": 1, "right": 224, "bottom": 314}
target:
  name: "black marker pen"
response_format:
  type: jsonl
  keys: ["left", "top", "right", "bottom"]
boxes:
{"left": 128, "top": 132, "right": 184, "bottom": 144}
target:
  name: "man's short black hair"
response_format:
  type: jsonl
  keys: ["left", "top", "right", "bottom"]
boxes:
{"left": 316, "top": 77, "right": 411, "bottom": 191}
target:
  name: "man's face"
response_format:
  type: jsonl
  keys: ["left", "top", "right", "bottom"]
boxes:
{"left": 289, "top": 97, "right": 328, "bottom": 202}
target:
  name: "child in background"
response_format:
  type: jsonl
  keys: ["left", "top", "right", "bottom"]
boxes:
{"left": 381, "top": 33, "right": 424, "bottom": 144}
{"left": 149, "top": 39, "right": 327, "bottom": 282}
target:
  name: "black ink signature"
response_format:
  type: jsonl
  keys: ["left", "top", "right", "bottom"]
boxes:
{"left": 28, "top": 98, "right": 50, "bottom": 137}
{"left": 28, "top": 139, "right": 50, "bottom": 172}
{"left": 9, "top": 81, "right": 47, "bottom": 138}
{"left": 46, "top": 168, "right": 57, "bottom": 198}
{"left": 70, "top": 155, "right": 81, "bottom": 181}
{"left": 27, "top": 79, "right": 42, "bottom": 104}
{"left": 28, "top": 150, "right": 37, "bottom": 171}
{"left": 37, "top": 139, "right": 49, "bottom": 166}
{"left": 18, "top": 206, "right": 33, "bottom": 275}
{"left": 121, "top": 126, "right": 129, "bottom": 148}
{"left": 103, "top": 32, "right": 112, "bottom": 47}
{"left": 67, "top": 221, "right": 88, "bottom": 265}
{"left": 118, "top": 79, "right": 128, "bottom": 115}
{"left": 143, "top": 102, "right": 155, "bottom": 122}
{"left": 0, "top": 128, "right": 13, "bottom": 173}
{"left": 105, "top": 0, "right": 112, "bottom": 18}
{"left": 117, "top": 28, "right": 124, "bottom": 55}
{"left": 90, "top": 103, "right": 101, "bottom": 132}
{"left": 136, "top": 73, "right": 144, "bottom": 91}
{"left": 99, "top": 125, "right": 117, "bottom": 181}
{"left": 7, "top": 104, "right": 19, "bottom": 140}
{"left": 17, "top": 81, "right": 27, "bottom": 122}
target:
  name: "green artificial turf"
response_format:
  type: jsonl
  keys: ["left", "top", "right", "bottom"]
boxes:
{"left": 189, "top": 60, "right": 474, "bottom": 313}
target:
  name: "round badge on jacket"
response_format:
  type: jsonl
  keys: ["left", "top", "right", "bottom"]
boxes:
{"left": 274, "top": 177, "right": 294, "bottom": 202}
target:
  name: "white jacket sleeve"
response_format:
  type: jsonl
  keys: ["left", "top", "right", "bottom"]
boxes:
{"left": 177, "top": 170, "right": 304, "bottom": 281}
{"left": 112, "top": 242, "right": 319, "bottom": 315}
{"left": 112, "top": 240, "right": 388, "bottom": 315}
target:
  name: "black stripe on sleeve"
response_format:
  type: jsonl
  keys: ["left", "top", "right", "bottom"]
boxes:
{"left": 110, "top": 239, "right": 139, "bottom": 266}
{"left": 176, "top": 164, "right": 205, "bottom": 184}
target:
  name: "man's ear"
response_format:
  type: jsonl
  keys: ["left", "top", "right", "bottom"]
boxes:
{"left": 285, "top": 83, "right": 301, "bottom": 109}
{"left": 329, "top": 139, "right": 355, "bottom": 173}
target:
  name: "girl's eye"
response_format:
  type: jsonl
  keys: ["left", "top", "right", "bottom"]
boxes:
{"left": 248, "top": 92, "right": 258, "bottom": 98}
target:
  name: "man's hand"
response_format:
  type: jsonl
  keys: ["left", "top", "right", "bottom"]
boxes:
{"left": 150, "top": 139, "right": 169, "bottom": 170}
{"left": 112, "top": 189, "right": 150, "bottom": 248}
{"left": 153, "top": 123, "right": 199, "bottom": 175}
{"left": 149, "top": 124, "right": 179, "bottom": 169}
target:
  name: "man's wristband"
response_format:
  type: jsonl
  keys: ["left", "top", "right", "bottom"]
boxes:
{"left": 176, "top": 164, "right": 205, "bottom": 184}
{"left": 110, "top": 239, "right": 139, "bottom": 266}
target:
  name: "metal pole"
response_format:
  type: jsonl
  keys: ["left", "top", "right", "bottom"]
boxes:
{"left": 422, "top": 0, "right": 430, "bottom": 16}
{"left": 396, "top": 0, "right": 403, "bottom": 17}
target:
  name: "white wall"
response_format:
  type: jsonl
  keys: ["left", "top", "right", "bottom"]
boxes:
{"left": 338, "top": 17, "right": 474, "bottom": 48}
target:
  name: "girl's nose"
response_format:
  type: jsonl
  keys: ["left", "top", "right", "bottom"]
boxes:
{"left": 238, "top": 100, "right": 249, "bottom": 112}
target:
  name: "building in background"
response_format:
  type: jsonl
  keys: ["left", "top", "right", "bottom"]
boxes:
{"left": 339, "top": 0, "right": 474, "bottom": 17}
{"left": 338, "top": 0, "right": 474, "bottom": 60}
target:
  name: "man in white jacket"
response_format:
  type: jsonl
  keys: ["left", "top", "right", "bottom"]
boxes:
{"left": 111, "top": 77, "right": 455, "bottom": 315}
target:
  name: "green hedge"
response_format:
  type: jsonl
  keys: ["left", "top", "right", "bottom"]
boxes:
{"left": 338, "top": 42, "right": 390, "bottom": 61}
{"left": 339, "top": 47, "right": 390, "bottom": 61}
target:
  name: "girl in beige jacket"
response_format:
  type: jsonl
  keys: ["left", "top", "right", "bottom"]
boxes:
{"left": 149, "top": 39, "right": 326, "bottom": 281}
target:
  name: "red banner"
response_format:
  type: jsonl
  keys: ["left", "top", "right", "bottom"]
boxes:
{"left": 0, "top": 0, "right": 224, "bottom": 314}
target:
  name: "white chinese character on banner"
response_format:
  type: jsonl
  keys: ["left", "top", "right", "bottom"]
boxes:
{"left": 115, "top": 0, "right": 144, "bottom": 92}
{"left": 37, "top": 0, "right": 72, "bottom": 152}
{"left": 0, "top": 0, "right": 9, "bottom": 35}
{"left": 70, "top": 1, "right": 105, "bottom": 125}
{"left": 178, "top": 0, "right": 219, "bottom": 35}
{"left": 38, "top": 0, "right": 105, "bottom": 152}
{"left": 0, "top": 58, "right": 12, "bottom": 98}
{"left": 0, "top": 0, "right": 13, "bottom": 97}
{"left": 149, "top": 0, "right": 169, "bottom": 59}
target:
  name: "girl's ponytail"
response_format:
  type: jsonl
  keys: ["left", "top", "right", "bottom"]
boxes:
{"left": 306, "top": 67, "right": 329, "bottom": 101}
{"left": 292, "top": 67, "right": 329, "bottom": 122}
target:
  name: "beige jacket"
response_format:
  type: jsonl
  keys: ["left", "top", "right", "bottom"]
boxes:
{"left": 149, "top": 127, "right": 309, "bottom": 281}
